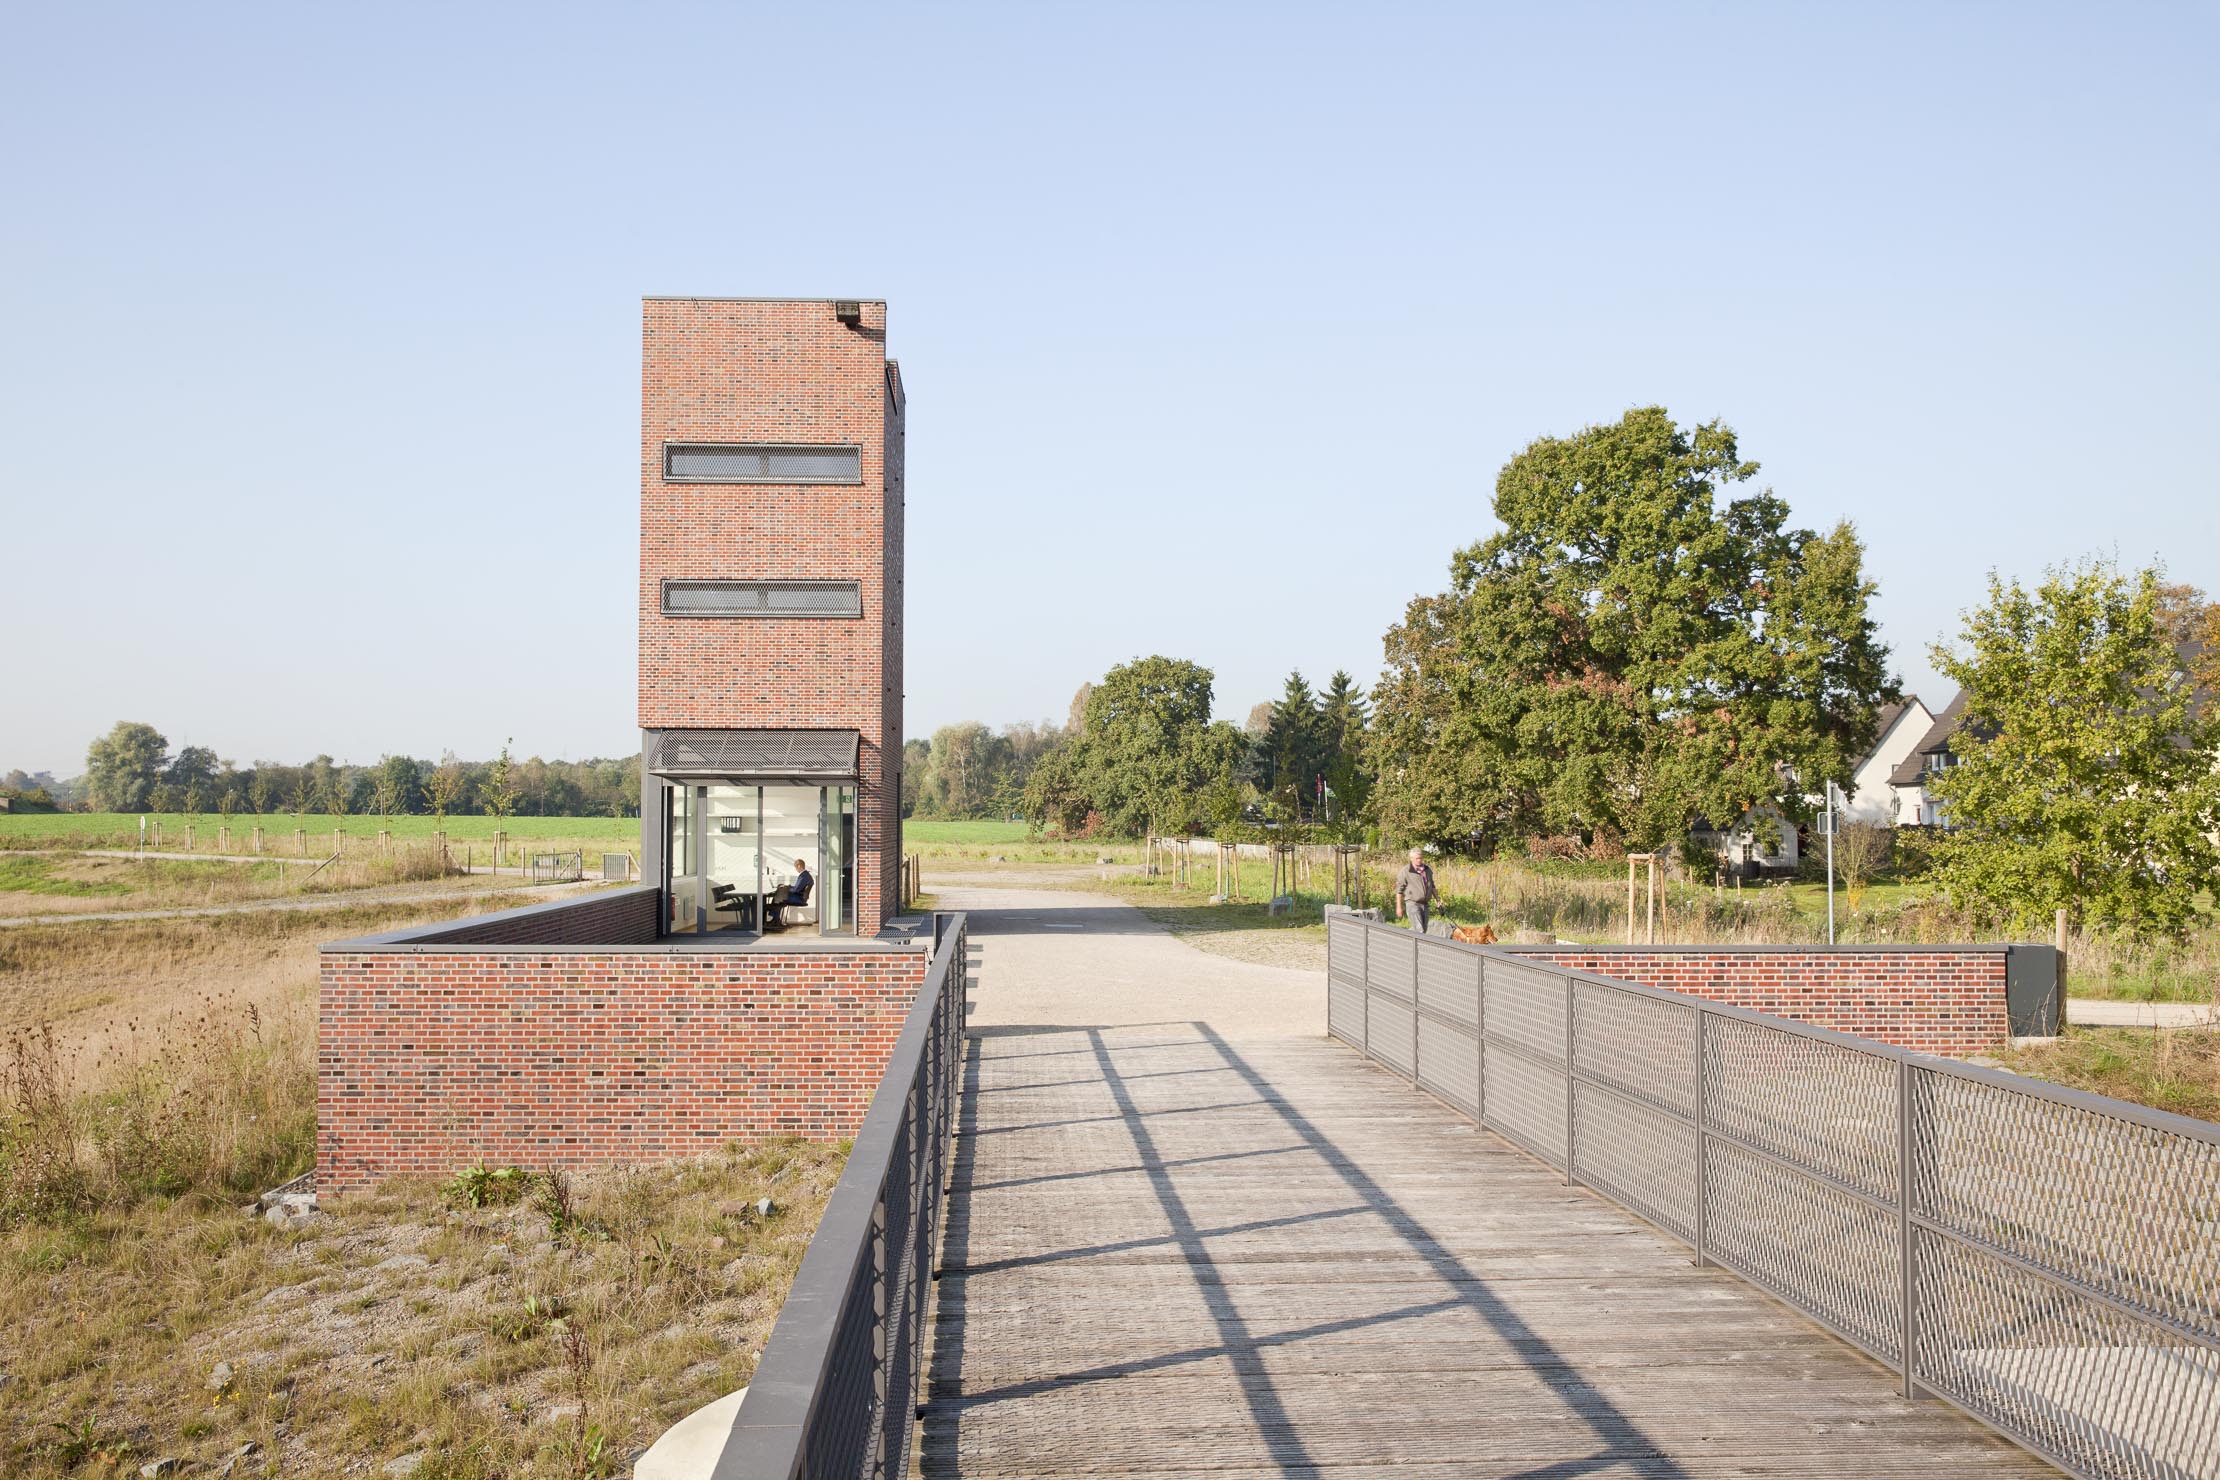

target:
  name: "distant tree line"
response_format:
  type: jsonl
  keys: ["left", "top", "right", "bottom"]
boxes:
{"left": 37, "top": 725, "right": 642, "bottom": 819}
{"left": 906, "top": 658, "right": 1376, "bottom": 839}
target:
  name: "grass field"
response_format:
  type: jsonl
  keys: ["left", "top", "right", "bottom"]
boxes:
{"left": 0, "top": 812, "right": 637, "bottom": 853}
{"left": 900, "top": 819, "right": 1032, "bottom": 846}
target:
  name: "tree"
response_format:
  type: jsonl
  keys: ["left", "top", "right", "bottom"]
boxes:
{"left": 923, "top": 722, "right": 1002, "bottom": 818}
{"left": 375, "top": 754, "right": 422, "bottom": 816}
{"left": 900, "top": 739, "right": 933, "bottom": 817}
{"left": 164, "top": 744, "right": 218, "bottom": 791}
{"left": 1259, "top": 672, "right": 1325, "bottom": 800}
{"left": 369, "top": 772, "right": 404, "bottom": 829}
{"left": 1928, "top": 561, "right": 2220, "bottom": 935}
{"left": 85, "top": 722, "right": 169, "bottom": 811}
{"left": 1834, "top": 821, "right": 1890, "bottom": 907}
{"left": 421, "top": 753, "right": 465, "bottom": 829}
{"left": 249, "top": 773, "right": 273, "bottom": 817}
{"left": 1370, "top": 408, "right": 1895, "bottom": 850}
{"left": 483, "top": 739, "right": 519, "bottom": 830}
{"left": 1318, "top": 670, "right": 1373, "bottom": 827}
{"left": 1024, "top": 657, "right": 1246, "bottom": 836}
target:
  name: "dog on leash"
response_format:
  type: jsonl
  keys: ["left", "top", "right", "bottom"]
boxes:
{"left": 1450, "top": 923, "right": 1497, "bottom": 944}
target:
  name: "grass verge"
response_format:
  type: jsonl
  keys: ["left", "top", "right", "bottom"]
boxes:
{"left": 1992, "top": 1027, "right": 2220, "bottom": 1124}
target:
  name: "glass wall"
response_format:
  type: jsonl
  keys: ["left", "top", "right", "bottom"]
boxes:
{"left": 703, "top": 786, "right": 761, "bottom": 929}
{"left": 660, "top": 781, "right": 856, "bottom": 936}
{"left": 666, "top": 784, "right": 700, "bottom": 934}
{"left": 820, "top": 786, "right": 855, "bottom": 933}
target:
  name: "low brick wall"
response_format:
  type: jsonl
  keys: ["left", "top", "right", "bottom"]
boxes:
{"left": 1500, "top": 946, "right": 2028, "bottom": 1055}
{"left": 402, "top": 886, "right": 662, "bottom": 946}
{"left": 318, "top": 891, "right": 930, "bottom": 1190}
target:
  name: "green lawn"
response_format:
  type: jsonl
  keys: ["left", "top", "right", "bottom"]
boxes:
{"left": 902, "top": 819, "right": 1034, "bottom": 845}
{"left": 0, "top": 812, "right": 637, "bottom": 850}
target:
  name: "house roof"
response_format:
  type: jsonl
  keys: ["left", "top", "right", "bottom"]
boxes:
{"left": 1888, "top": 690, "right": 1969, "bottom": 787}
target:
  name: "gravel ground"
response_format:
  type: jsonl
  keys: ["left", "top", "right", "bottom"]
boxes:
{"left": 929, "top": 880, "right": 1324, "bottom": 1037}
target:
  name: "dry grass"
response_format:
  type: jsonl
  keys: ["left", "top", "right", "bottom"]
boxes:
{"left": 0, "top": 892, "right": 542, "bottom": 1088}
{"left": 1993, "top": 1028, "right": 2220, "bottom": 1124}
{"left": 0, "top": 1144, "right": 843, "bottom": 1478}
{"left": 0, "top": 847, "right": 480, "bottom": 921}
{"left": 0, "top": 877, "right": 844, "bottom": 1476}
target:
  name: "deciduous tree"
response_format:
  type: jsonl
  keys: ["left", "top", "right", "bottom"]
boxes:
{"left": 1371, "top": 408, "right": 1894, "bottom": 850}
{"left": 1024, "top": 657, "right": 1245, "bottom": 836}
{"left": 1929, "top": 561, "right": 2220, "bottom": 935}
{"left": 85, "top": 722, "right": 169, "bottom": 812}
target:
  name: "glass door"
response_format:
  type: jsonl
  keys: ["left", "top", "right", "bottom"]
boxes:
{"left": 818, "top": 785, "right": 855, "bottom": 934}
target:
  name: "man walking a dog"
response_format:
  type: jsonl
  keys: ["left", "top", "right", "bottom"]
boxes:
{"left": 1394, "top": 847, "right": 1437, "bottom": 935}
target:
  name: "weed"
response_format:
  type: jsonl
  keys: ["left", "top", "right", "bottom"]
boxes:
{"left": 442, "top": 1164, "right": 533, "bottom": 1209}
{"left": 38, "top": 1414, "right": 132, "bottom": 1468}
{"left": 494, "top": 1294, "right": 572, "bottom": 1344}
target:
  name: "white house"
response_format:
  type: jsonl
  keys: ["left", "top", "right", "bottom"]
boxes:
{"left": 1847, "top": 696, "right": 1936, "bottom": 825}
{"left": 1697, "top": 697, "right": 1940, "bottom": 874}
{"left": 1888, "top": 691, "right": 1970, "bottom": 827}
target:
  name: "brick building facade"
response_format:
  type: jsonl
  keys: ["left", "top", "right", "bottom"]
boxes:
{"left": 637, "top": 297, "right": 904, "bottom": 938}
{"left": 317, "top": 298, "right": 931, "bottom": 1190}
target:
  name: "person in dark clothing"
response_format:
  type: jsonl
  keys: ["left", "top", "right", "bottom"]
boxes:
{"left": 766, "top": 859, "right": 814, "bottom": 929}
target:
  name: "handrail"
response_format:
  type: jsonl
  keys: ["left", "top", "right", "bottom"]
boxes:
{"left": 1328, "top": 913, "right": 2219, "bottom": 1480}
{"left": 713, "top": 912, "right": 967, "bottom": 1480}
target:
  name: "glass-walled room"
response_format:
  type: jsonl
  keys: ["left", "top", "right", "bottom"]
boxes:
{"left": 662, "top": 782, "right": 855, "bottom": 936}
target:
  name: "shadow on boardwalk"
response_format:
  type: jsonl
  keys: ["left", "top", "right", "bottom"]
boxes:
{"left": 922, "top": 1014, "right": 2052, "bottom": 1476}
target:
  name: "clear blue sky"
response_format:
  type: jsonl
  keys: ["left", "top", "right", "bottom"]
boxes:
{"left": 4, "top": 3, "right": 2215, "bottom": 777}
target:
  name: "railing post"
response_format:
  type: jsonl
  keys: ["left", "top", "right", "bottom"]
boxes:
{"left": 1360, "top": 920, "right": 1370, "bottom": 1057}
{"left": 1475, "top": 956, "right": 1487, "bottom": 1130}
{"left": 1409, "top": 936, "right": 1420, "bottom": 1086}
{"left": 1693, "top": 1003, "right": 1708, "bottom": 1267}
{"left": 1898, "top": 1057, "right": 1917, "bottom": 1399}
{"left": 1564, "top": 973, "right": 1577, "bottom": 1185}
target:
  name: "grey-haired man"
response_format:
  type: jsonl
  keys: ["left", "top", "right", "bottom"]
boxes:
{"left": 1394, "top": 847, "right": 1437, "bottom": 935}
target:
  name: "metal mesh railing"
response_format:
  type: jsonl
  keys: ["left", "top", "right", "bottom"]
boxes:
{"left": 714, "top": 913, "right": 968, "bottom": 1480}
{"left": 1325, "top": 912, "right": 2220, "bottom": 1480}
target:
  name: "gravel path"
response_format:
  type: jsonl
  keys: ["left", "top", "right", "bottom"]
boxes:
{"left": 931, "top": 880, "right": 1321, "bottom": 1037}
{"left": 2067, "top": 997, "right": 2218, "bottom": 1028}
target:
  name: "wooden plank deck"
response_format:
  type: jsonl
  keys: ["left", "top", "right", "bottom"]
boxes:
{"left": 921, "top": 1008, "right": 2056, "bottom": 1476}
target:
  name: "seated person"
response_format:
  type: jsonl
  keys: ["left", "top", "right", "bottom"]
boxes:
{"left": 765, "top": 859, "right": 814, "bottom": 928}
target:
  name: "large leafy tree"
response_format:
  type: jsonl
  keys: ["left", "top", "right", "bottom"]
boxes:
{"left": 1929, "top": 562, "right": 2220, "bottom": 935}
{"left": 85, "top": 721, "right": 169, "bottom": 811}
{"left": 1024, "top": 656, "right": 1245, "bottom": 835}
{"left": 1371, "top": 407, "right": 1894, "bottom": 848}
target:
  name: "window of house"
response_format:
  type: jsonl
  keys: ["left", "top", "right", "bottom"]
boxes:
{"left": 663, "top": 443, "right": 862, "bottom": 484}
{"left": 661, "top": 580, "right": 861, "bottom": 618}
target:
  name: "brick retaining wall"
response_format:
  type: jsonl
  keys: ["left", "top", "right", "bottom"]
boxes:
{"left": 318, "top": 891, "right": 929, "bottom": 1189}
{"left": 1501, "top": 946, "right": 2021, "bottom": 1055}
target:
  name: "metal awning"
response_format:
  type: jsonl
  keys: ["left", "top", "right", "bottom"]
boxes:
{"left": 648, "top": 729, "right": 860, "bottom": 782}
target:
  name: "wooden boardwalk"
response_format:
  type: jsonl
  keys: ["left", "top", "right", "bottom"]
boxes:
{"left": 920, "top": 924, "right": 2056, "bottom": 1477}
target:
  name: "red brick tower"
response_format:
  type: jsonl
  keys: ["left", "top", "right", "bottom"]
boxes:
{"left": 637, "top": 298, "right": 904, "bottom": 937}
